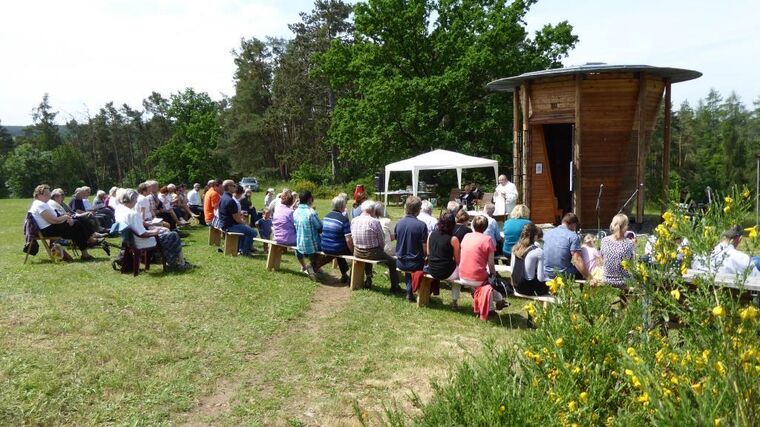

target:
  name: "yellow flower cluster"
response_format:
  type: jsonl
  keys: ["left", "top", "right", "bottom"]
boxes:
{"left": 739, "top": 306, "right": 759, "bottom": 321}
{"left": 547, "top": 276, "right": 565, "bottom": 295}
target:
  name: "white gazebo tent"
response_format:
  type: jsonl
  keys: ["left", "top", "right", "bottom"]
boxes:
{"left": 383, "top": 149, "right": 499, "bottom": 206}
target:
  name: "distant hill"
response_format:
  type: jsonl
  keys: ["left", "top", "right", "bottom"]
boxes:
{"left": 3, "top": 125, "right": 69, "bottom": 138}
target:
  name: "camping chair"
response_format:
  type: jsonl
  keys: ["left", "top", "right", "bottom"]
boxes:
{"left": 117, "top": 224, "right": 165, "bottom": 276}
{"left": 23, "top": 213, "right": 79, "bottom": 264}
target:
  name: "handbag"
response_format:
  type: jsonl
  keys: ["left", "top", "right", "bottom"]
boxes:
{"left": 489, "top": 272, "right": 514, "bottom": 297}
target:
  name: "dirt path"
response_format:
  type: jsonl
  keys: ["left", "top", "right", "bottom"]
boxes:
{"left": 178, "top": 279, "right": 351, "bottom": 426}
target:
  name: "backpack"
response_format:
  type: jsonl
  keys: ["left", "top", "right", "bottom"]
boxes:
{"left": 111, "top": 243, "right": 136, "bottom": 274}
{"left": 489, "top": 271, "right": 515, "bottom": 297}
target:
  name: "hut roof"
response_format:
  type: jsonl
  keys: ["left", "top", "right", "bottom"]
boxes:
{"left": 486, "top": 63, "right": 701, "bottom": 92}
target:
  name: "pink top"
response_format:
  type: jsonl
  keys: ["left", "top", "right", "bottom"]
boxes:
{"left": 581, "top": 246, "right": 601, "bottom": 273}
{"left": 459, "top": 232, "right": 495, "bottom": 282}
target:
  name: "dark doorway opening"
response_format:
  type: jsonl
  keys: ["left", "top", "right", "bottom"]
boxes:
{"left": 544, "top": 124, "right": 574, "bottom": 218}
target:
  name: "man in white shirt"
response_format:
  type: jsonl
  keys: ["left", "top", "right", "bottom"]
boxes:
{"left": 493, "top": 174, "right": 518, "bottom": 217}
{"left": 693, "top": 226, "right": 760, "bottom": 277}
{"left": 187, "top": 183, "right": 205, "bottom": 225}
{"left": 416, "top": 200, "right": 437, "bottom": 235}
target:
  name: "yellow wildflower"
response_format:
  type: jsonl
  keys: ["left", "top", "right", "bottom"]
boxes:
{"left": 724, "top": 205, "right": 731, "bottom": 214}
{"left": 739, "top": 306, "right": 759, "bottom": 321}
{"left": 621, "top": 259, "right": 629, "bottom": 270}
{"left": 567, "top": 400, "right": 577, "bottom": 411}
{"left": 692, "top": 382, "right": 703, "bottom": 394}
{"left": 499, "top": 404, "right": 506, "bottom": 414}
{"left": 625, "top": 369, "right": 634, "bottom": 377}
{"left": 655, "top": 349, "right": 665, "bottom": 363}
{"left": 743, "top": 187, "right": 751, "bottom": 199}
{"left": 637, "top": 392, "right": 650, "bottom": 406}
{"left": 715, "top": 361, "right": 726, "bottom": 376}
{"left": 670, "top": 289, "right": 681, "bottom": 300}
{"left": 525, "top": 302, "right": 537, "bottom": 318}
{"left": 555, "top": 337, "right": 564, "bottom": 348}
{"left": 547, "top": 278, "right": 561, "bottom": 294}
{"left": 572, "top": 366, "right": 581, "bottom": 375}
{"left": 680, "top": 264, "right": 688, "bottom": 276}
{"left": 711, "top": 305, "right": 726, "bottom": 317}
{"left": 579, "top": 392, "right": 588, "bottom": 404}
{"left": 632, "top": 376, "right": 642, "bottom": 389}
{"left": 714, "top": 418, "right": 722, "bottom": 427}
{"left": 670, "top": 375, "right": 679, "bottom": 385}
{"left": 725, "top": 196, "right": 733, "bottom": 205}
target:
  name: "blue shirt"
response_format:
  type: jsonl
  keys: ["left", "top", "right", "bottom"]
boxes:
{"left": 256, "top": 218, "right": 272, "bottom": 239}
{"left": 542, "top": 224, "right": 581, "bottom": 279}
{"left": 218, "top": 192, "right": 239, "bottom": 230}
{"left": 483, "top": 215, "right": 501, "bottom": 248}
{"left": 502, "top": 218, "right": 532, "bottom": 256}
{"left": 293, "top": 204, "right": 322, "bottom": 255}
{"left": 321, "top": 211, "right": 351, "bottom": 254}
{"left": 394, "top": 215, "right": 428, "bottom": 271}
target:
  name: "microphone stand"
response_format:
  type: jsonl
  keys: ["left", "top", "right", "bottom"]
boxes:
{"left": 596, "top": 183, "right": 604, "bottom": 234}
{"left": 619, "top": 183, "right": 644, "bottom": 215}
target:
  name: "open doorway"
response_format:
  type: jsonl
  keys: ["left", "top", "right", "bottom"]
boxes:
{"left": 544, "top": 124, "right": 574, "bottom": 217}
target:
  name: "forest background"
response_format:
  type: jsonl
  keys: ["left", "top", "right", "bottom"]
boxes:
{"left": 0, "top": 0, "right": 757, "bottom": 203}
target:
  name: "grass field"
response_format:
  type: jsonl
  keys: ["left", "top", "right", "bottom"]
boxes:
{"left": 0, "top": 197, "right": 525, "bottom": 425}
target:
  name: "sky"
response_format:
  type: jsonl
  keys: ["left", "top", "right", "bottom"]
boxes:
{"left": 1, "top": 0, "right": 758, "bottom": 125}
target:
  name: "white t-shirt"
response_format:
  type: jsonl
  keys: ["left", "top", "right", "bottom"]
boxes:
{"left": 83, "top": 198, "right": 93, "bottom": 211}
{"left": 187, "top": 189, "right": 201, "bottom": 206}
{"left": 29, "top": 199, "right": 55, "bottom": 229}
{"left": 136, "top": 194, "right": 152, "bottom": 220}
{"left": 417, "top": 212, "right": 437, "bottom": 235}
{"left": 48, "top": 199, "right": 66, "bottom": 216}
{"left": 159, "top": 194, "right": 172, "bottom": 212}
{"left": 115, "top": 204, "right": 156, "bottom": 249}
{"left": 108, "top": 196, "right": 120, "bottom": 208}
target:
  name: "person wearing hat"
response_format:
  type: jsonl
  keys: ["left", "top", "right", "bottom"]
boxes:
{"left": 264, "top": 188, "right": 276, "bottom": 209}
{"left": 698, "top": 225, "right": 760, "bottom": 277}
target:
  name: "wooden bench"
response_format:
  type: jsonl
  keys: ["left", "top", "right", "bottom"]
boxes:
{"left": 209, "top": 226, "right": 244, "bottom": 256}
{"left": 253, "top": 238, "right": 295, "bottom": 270}
{"left": 340, "top": 255, "right": 387, "bottom": 290}
{"left": 683, "top": 269, "right": 760, "bottom": 293}
{"left": 415, "top": 264, "right": 556, "bottom": 308}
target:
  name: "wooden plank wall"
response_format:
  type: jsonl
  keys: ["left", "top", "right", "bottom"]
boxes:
{"left": 524, "top": 73, "right": 665, "bottom": 228}
{"left": 527, "top": 126, "right": 558, "bottom": 224}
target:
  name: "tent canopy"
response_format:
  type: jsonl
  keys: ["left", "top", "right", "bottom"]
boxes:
{"left": 384, "top": 149, "right": 499, "bottom": 206}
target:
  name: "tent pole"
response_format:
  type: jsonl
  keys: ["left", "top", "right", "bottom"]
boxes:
{"left": 384, "top": 168, "right": 390, "bottom": 209}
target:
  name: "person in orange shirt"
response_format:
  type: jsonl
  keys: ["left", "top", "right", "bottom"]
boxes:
{"left": 203, "top": 179, "right": 222, "bottom": 225}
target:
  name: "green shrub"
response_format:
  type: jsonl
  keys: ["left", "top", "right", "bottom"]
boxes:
{"left": 395, "top": 187, "right": 760, "bottom": 426}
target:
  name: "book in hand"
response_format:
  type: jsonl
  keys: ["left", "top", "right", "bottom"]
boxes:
{"left": 150, "top": 218, "right": 164, "bottom": 225}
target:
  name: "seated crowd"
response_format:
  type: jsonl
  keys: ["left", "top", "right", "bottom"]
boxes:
{"left": 28, "top": 177, "right": 759, "bottom": 299}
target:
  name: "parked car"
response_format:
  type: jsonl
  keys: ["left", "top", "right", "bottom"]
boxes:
{"left": 240, "top": 177, "right": 260, "bottom": 192}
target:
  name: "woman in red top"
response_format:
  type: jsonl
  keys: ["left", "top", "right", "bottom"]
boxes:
{"left": 458, "top": 215, "right": 504, "bottom": 310}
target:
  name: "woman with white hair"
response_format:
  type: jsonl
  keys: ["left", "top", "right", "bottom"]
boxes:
{"left": 600, "top": 213, "right": 636, "bottom": 288}
{"left": 373, "top": 202, "right": 395, "bottom": 256}
{"left": 106, "top": 186, "right": 120, "bottom": 208}
{"left": 115, "top": 188, "right": 191, "bottom": 271}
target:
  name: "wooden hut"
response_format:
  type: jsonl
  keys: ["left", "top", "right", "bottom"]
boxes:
{"left": 487, "top": 63, "right": 701, "bottom": 228}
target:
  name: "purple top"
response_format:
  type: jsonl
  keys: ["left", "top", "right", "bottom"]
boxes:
{"left": 272, "top": 202, "right": 296, "bottom": 245}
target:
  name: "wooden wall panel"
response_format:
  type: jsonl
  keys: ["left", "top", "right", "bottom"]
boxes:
{"left": 528, "top": 126, "right": 558, "bottom": 224}
{"left": 530, "top": 77, "right": 575, "bottom": 116}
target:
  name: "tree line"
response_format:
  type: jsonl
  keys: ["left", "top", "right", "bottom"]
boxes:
{"left": 0, "top": 0, "right": 757, "bottom": 201}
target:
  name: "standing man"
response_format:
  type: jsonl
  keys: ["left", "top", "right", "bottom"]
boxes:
{"left": 187, "top": 183, "right": 205, "bottom": 225}
{"left": 203, "top": 179, "right": 221, "bottom": 226}
{"left": 395, "top": 196, "right": 429, "bottom": 302}
{"left": 218, "top": 179, "right": 257, "bottom": 256}
{"left": 493, "top": 174, "right": 518, "bottom": 217}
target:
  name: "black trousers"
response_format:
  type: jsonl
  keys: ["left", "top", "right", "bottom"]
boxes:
{"left": 41, "top": 222, "right": 89, "bottom": 250}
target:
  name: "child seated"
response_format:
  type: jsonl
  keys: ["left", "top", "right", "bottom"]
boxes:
{"left": 255, "top": 208, "right": 273, "bottom": 251}
{"left": 581, "top": 234, "right": 604, "bottom": 281}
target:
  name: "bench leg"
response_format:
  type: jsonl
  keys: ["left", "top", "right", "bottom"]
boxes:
{"left": 350, "top": 260, "right": 365, "bottom": 291}
{"left": 332, "top": 258, "right": 339, "bottom": 270}
{"left": 266, "top": 245, "right": 283, "bottom": 271}
{"left": 224, "top": 234, "right": 240, "bottom": 256}
{"left": 208, "top": 227, "right": 222, "bottom": 246}
{"left": 416, "top": 276, "right": 432, "bottom": 307}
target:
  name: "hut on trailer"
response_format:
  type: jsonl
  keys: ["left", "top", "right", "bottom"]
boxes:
{"left": 486, "top": 63, "right": 701, "bottom": 228}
